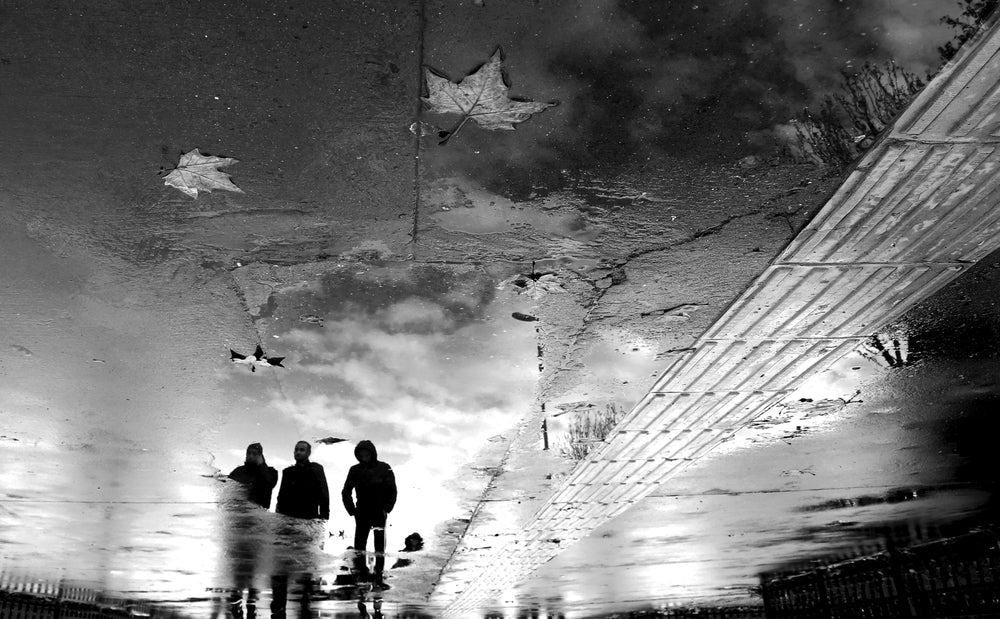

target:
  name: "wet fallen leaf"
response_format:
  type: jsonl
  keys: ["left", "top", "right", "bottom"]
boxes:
{"left": 230, "top": 344, "right": 284, "bottom": 372}
{"left": 315, "top": 436, "right": 347, "bottom": 445}
{"left": 423, "top": 48, "right": 557, "bottom": 144}
{"left": 512, "top": 312, "right": 539, "bottom": 322}
{"left": 164, "top": 149, "right": 244, "bottom": 198}
{"left": 507, "top": 272, "right": 563, "bottom": 300}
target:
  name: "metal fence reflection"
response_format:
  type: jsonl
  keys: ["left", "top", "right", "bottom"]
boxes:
{"left": 0, "top": 573, "right": 181, "bottom": 619}
{"left": 762, "top": 527, "right": 1000, "bottom": 618}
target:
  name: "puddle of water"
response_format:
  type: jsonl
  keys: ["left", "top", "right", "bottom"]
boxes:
{"left": 0, "top": 258, "right": 542, "bottom": 611}
{"left": 426, "top": 176, "right": 601, "bottom": 241}
{"left": 213, "top": 263, "right": 541, "bottom": 590}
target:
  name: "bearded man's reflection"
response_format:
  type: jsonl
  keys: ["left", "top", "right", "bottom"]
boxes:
{"left": 270, "top": 440, "right": 330, "bottom": 619}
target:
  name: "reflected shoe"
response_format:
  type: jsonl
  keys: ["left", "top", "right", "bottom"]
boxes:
{"left": 229, "top": 600, "right": 244, "bottom": 619}
{"left": 372, "top": 575, "right": 390, "bottom": 592}
{"left": 357, "top": 601, "right": 369, "bottom": 617}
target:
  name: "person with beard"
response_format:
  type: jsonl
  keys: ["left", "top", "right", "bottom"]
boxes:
{"left": 270, "top": 441, "right": 329, "bottom": 618}
{"left": 275, "top": 441, "right": 330, "bottom": 520}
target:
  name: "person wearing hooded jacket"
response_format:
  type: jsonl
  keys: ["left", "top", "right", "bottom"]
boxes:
{"left": 341, "top": 440, "right": 397, "bottom": 571}
{"left": 228, "top": 442, "right": 278, "bottom": 509}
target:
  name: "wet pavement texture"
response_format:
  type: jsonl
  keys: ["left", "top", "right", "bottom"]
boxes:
{"left": 2, "top": 1, "right": 997, "bottom": 618}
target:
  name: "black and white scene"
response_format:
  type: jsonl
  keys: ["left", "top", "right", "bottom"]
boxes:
{"left": 4, "top": 1, "right": 1000, "bottom": 617}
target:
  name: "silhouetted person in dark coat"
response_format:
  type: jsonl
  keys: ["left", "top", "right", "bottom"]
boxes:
{"left": 276, "top": 441, "right": 330, "bottom": 520}
{"left": 229, "top": 442, "right": 278, "bottom": 509}
{"left": 225, "top": 443, "right": 277, "bottom": 617}
{"left": 342, "top": 440, "right": 396, "bottom": 582}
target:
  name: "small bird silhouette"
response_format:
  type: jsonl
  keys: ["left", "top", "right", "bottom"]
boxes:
{"left": 230, "top": 344, "right": 285, "bottom": 372}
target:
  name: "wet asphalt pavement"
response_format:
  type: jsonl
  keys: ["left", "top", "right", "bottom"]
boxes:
{"left": 2, "top": 1, "right": 997, "bottom": 617}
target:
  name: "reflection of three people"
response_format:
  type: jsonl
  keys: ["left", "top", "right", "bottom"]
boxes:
{"left": 226, "top": 439, "right": 396, "bottom": 617}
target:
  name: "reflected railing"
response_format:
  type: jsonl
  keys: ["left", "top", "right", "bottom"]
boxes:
{"left": 0, "top": 572, "right": 186, "bottom": 618}
{"left": 761, "top": 526, "right": 1000, "bottom": 618}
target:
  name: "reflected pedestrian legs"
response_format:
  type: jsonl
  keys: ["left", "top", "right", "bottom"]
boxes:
{"left": 269, "top": 573, "right": 313, "bottom": 619}
{"left": 352, "top": 514, "right": 386, "bottom": 582}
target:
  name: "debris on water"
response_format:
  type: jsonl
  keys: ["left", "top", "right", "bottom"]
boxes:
{"left": 230, "top": 344, "right": 285, "bottom": 372}
{"left": 422, "top": 48, "right": 557, "bottom": 144}
{"left": 316, "top": 436, "right": 347, "bottom": 445}
{"left": 552, "top": 401, "right": 596, "bottom": 416}
{"left": 163, "top": 149, "right": 243, "bottom": 198}
{"left": 509, "top": 273, "right": 563, "bottom": 299}
{"left": 298, "top": 313, "right": 325, "bottom": 326}
{"left": 408, "top": 121, "right": 440, "bottom": 137}
{"left": 512, "top": 312, "right": 538, "bottom": 322}
{"left": 780, "top": 468, "right": 816, "bottom": 476}
{"left": 641, "top": 303, "right": 706, "bottom": 320}
{"left": 9, "top": 344, "right": 33, "bottom": 357}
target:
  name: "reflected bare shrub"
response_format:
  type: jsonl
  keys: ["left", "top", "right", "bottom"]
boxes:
{"left": 794, "top": 61, "right": 923, "bottom": 170}
{"left": 940, "top": 0, "right": 1000, "bottom": 61}
{"left": 558, "top": 404, "right": 626, "bottom": 461}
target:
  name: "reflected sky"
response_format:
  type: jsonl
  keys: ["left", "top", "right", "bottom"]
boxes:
{"left": 218, "top": 263, "right": 539, "bottom": 543}
{"left": 0, "top": 230, "right": 541, "bottom": 609}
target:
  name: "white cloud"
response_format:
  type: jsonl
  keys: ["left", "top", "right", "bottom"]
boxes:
{"left": 268, "top": 293, "right": 539, "bottom": 531}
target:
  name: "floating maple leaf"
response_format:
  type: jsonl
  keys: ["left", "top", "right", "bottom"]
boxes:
{"left": 164, "top": 148, "right": 244, "bottom": 198}
{"left": 230, "top": 345, "right": 284, "bottom": 372}
{"left": 423, "top": 48, "right": 557, "bottom": 144}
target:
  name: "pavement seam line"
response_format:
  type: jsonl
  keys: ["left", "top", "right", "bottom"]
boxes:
{"left": 410, "top": 0, "right": 427, "bottom": 257}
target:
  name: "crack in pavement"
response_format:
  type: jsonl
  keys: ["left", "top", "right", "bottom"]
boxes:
{"left": 545, "top": 185, "right": 827, "bottom": 385}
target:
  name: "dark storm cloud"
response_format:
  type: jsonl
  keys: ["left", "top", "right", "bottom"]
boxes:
{"left": 541, "top": 0, "right": 952, "bottom": 159}
{"left": 425, "top": 0, "right": 954, "bottom": 196}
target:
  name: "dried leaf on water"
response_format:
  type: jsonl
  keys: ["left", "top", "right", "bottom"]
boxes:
{"left": 315, "top": 437, "right": 348, "bottom": 445}
{"left": 230, "top": 345, "right": 284, "bottom": 373}
{"left": 422, "top": 48, "right": 557, "bottom": 144}
{"left": 164, "top": 148, "right": 244, "bottom": 198}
